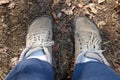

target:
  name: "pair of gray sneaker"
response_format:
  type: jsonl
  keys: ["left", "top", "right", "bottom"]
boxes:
{"left": 19, "top": 16, "right": 109, "bottom": 66}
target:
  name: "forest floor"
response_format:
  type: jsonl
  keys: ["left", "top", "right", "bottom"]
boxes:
{"left": 0, "top": 0, "right": 120, "bottom": 80}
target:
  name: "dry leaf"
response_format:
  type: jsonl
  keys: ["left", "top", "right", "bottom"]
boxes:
{"left": 52, "top": 0, "right": 59, "bottom": 8}
{"left": 85, "top": 3, "right": 97, "bottom": 14}
{"left": 78, "top": 3, "right": 84, "bottom": 8}
{"left": 116, "top": 0, "right": 120, "bottom": 4}
{"left": 98, "top": 0, "right": 106, "bottom": 4}
{"left": 62, "top": 8, "right": 73, "bottom": 15}
{"left": 98, "top": 21, "right": 106, "bottom": 26}
{"left": 92, "top": 0, "right": 98, "bottom": 3}
{"left": 10, "top": 57, "right": 18, "bottom": 67}
{"left": 0, "top": 0, "right": 10, "bottom": 5}
{"left": 66, "top": 0, "right": 71, "bottom": 6}
{"left": 8, "top": 2, "right": 15, "bottom": 9}
{"left": 61, "top": 6, "right": 75, "bottom": 15}
{"left": 96, "top": 5, "right": 106, "bottom": 10}
{"left": 91, "top": 8, "right": 97, "bottom": 14}
{"left": 0, "top": 47, "right": 8, "bottom": 53}
{"left": 106, "top": 0, "right": 116, "bottom": 4}
{"left": 84, "top": 8, "right": 91, "bottom": 14}
{"left": 52, "top": 12, "right": 58, "bottom": 20}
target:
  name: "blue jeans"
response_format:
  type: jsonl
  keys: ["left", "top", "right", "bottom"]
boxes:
{"left": 5, "top": 58, "right": 120, "bottom": 80}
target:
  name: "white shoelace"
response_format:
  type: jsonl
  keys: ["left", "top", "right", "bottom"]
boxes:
{"left": 79, "top": 32, "right": 101, "bottom": 50}
{"left": 76, "top": 32, "right": 109, "bottom": 66}
{"left": 19, "top": 32, "right": 54, "bottom": 62}
{"left": 27, "top": 31, "right": 54, "bottom": 47}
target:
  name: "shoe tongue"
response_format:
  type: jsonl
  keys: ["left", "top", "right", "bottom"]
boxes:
{"left": 85, "top": 52, "right": 103, "bottom": 63}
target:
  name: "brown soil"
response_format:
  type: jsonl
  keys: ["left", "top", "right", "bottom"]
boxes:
{"left": 0, "top": 0, "right": 120, "bottom": 80}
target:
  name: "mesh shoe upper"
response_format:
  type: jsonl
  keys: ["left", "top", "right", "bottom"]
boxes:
{"left": 74, "top": 16, "right": 109, "bottom": 66}
{"left": 19, "top": 17, "right": 54, "bottom": 65}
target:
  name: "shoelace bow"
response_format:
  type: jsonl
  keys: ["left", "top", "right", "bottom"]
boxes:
{"left": 19, "top": 32, "right": 54, "bottom": 61}
{"left": 77, "top": 31, "right": 109, "bottom": 66}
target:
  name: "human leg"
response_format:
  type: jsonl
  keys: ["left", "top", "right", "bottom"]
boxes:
{"left": 5, "top": 58, "right": 54, "bottom": 80}
{"left": 72, "top": 62, "right": 120, "bottom": 80}
{"left": 72, "top": 16, "right": 120, "bottom": 80}
{"left": 5, "top": 16, "right": 54, "bottom": 80}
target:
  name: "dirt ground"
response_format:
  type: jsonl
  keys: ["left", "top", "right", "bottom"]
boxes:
{"left": 0, "top": 0, "right": 120, "bottom": 80}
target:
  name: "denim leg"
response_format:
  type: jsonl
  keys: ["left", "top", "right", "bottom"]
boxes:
{"left": 72, "top": 61, "right": 120, "bottom": 80}
{"left": 5, "top": 59, "right": 54, "bottom": 80}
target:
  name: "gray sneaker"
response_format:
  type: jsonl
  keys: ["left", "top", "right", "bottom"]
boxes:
{"left": 19, "top": 16, "right": 54, "bottom": 65}
{"left": 74, "top": 16, "right": 109, "bottom": 66}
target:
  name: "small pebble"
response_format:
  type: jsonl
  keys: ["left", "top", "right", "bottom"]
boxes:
{"left": 57, "top": 12, "right": 62, "bottom": 18}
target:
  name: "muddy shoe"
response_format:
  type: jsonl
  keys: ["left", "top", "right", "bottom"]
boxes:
{"left": 74, "top": 16, "right": 109, "bottom": 66}
{"left": 19, "top": 16, "right": 54, "bottom": 65}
